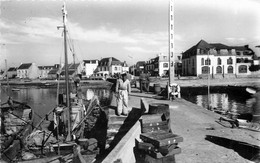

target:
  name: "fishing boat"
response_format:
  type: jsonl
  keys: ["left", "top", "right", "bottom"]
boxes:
{"left": 7, "top": 3, "right": 110, "bottom": 163}
{"left": 0, "top": 97, "right": 33, "bottom": 162}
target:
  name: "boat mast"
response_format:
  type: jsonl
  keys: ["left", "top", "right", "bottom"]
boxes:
{"left": 62, "top": 3, "right": 71, "bottom": 140}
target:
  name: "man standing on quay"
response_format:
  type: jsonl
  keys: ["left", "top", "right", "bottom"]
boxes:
{"left": 115, "top": 73, "right": 131, "bottom": 116}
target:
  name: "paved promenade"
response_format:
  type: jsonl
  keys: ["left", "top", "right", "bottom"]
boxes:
{"left": 124, "top": 88, "right": 259, "bottom": 163}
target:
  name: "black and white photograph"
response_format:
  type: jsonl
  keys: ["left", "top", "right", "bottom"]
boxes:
{"left": 0, "top": 0, "right": 259, "bottom": 162}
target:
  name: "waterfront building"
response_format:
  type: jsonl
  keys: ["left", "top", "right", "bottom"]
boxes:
{"left": 83, "top": 59, "right": 99, "bottom": 78}
{"left": 47, "top": 64, "right": 62, "bottom": 79}
{"left": 145, "top": 54, "right": 169, "bottom": 77}
{"left": 182, "top": 40, "right": 256, "bottom": 78}
{"left": 231, "top": 45, "right": 255, "bottom": 76}
{"left": 60, "top": 62, "right": 84, "bottom": 79}
{"left": 38, "top": 66, "right": 55, "bottom": 79}
{"left": 17, "top": 63, "right": 39, "bottom": 79}
{"left": 7, "top": 67, "right": 17, "bottom": 78}
{"left": 97, "top": 57, "right": 126, "bottom": 76}
{"left": 135, "top": 61, "right": 145, "bottom": 76}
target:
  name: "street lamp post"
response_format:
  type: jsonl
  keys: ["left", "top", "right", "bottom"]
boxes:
{"left": 207, "top": 49, "right": 211, "bottom": 110}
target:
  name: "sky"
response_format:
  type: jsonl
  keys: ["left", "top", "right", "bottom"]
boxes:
{"left": 0, "top": 0, "right": 260, "bottom": 70}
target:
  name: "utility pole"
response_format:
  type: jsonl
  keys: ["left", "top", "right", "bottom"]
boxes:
{"left": 207, "top": 50, "right": 211, "bottom": 109}
{"left": 168, "top": 0, "right": 174, "bottom": 99}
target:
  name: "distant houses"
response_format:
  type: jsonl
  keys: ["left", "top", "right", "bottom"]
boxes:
{"left": 96, "top": 57, "right": 129, "bottom": 77}
{"left": 7, "top": 67, "right": 17, "bottom": 78}
{"left": 83, "top": 60, "right": 99, "bottom": 78}
{"left": 17, "top": 63, "right": 38, "bottom": 79}
{"left": 2, "top": 42, "right": 259, "bottom": 80}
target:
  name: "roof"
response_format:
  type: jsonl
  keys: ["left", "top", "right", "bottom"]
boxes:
{"left": 60, "top": 70, "right": 76, "bottom": 76}
{"left": 7, "top": 67, "right": 17, "bottom": 71}
{"left": 17, "top": 63, "right": 32, "bottom": 69}
{"left": 61, "top": 63, "right": 80, "bottom": 70}
{"left": 48, "top": 69, "right": 59, "bottom": 75}
{"left": 229, "top": 46, "right": 246, "bottom": 51}
{"left": 99, "top": 57, "right": 122, "bottom": 66}
{"left": 38, "top": 66, "right": 55, "bottom": 70}
{"left": 182, "top": 40, "right": 212, "bottom": 58}
{"left": 182, "top": 40, "right": 255, "bottom": 59}
{"left": 83, "top": 60, "right": 98, "bottom": 64}
{"left": 209, "top": 43, "right": 231, "bottom": 50}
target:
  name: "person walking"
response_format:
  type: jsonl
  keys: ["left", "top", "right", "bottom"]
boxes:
{"left": 115, "top": 73, "right": 131, "bottom": 116}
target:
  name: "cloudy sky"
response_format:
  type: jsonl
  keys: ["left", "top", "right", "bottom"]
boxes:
{"left": 0, "top": 0, "right": 260, "bottom": 69}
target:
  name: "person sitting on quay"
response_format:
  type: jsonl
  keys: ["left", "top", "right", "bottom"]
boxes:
{"left": 169, "top": 83, "right": 181, "bottom": 100}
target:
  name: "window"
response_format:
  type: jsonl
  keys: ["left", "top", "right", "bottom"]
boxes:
{"left": 217, "top": 50, "right": 220, "bottom": 54}
{"left": 205, "top": 58, "right": 211, "bottom": 65}
{"left": 200, "top": 49, "right": 207, "bottom": 54}
{"left": 163, "top": 63, "right": 168, "bottom": 68}
{"left": 227, "top": 57, "right": 233, "bottom": 65}
{"left": 114, "top": 67, "right": 117, "bottom": 71}
{"left": 228, "top": 66, "right": 233, "bottom": 73}
{"left": 216, "top": 66, "right": 222, "bottom": 74}
{"left": 202, "top": 66, "right": 209, "bottom": 74}
{"left": 218, "top": 58, "right": 221, "bottom": 65}
{"left": 228, "top": 50, "right": 231, "bottom": 54}
{"left": 201, "top": 58, "right": 204, "bottom": 65}
{"left": 238, "top": 65, "right": 247, "bottom": 73}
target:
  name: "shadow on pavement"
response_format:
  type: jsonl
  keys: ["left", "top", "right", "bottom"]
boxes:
{"left": 205, "top": 135, "right": 260, "bottom": 162}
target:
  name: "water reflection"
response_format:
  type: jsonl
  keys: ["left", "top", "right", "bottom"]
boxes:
{"left": 183, "top": 93, "right": 255, "bottom": 115}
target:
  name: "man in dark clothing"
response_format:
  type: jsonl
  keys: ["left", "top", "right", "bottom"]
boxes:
{"left": 139, "top": 71, "right": 150, "bottom": 93}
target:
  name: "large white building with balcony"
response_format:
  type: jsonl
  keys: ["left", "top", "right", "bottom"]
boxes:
{"left": 182, "top": 40, "right": 256, "bottom": 78}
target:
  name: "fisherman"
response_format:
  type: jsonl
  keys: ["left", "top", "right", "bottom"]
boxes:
{"left": 115, "top": 73, "right": 131, "bottom": 116}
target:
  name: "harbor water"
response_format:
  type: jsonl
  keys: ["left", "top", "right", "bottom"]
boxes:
{"left": 181, "top": 86, "right": 257, "bottom": 116}
{"left": 1, "top": 85, "right": 257, "bottom": 125}
{"left": 0, "top": 86, "right": 112, "bottom": 126}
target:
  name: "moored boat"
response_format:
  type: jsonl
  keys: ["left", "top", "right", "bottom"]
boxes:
{"left": 0, "top": 97, "right": 33, "bottom": 162}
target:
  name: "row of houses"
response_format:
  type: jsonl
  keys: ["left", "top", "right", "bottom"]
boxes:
{"left": 3, "top": 40, "right": 260, "bottom": 80}
{"left": 133, "top": 40, "right": 260, "bottom": 78}
{"left": 4, "top": 57, "right": 130, "bottom": 79}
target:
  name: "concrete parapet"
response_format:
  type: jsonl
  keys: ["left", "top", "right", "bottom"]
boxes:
{"left": 102, "top": 117, "right": 141, "bottom": 163}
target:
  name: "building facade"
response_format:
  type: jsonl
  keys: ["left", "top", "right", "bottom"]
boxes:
{"left": 38, "top": 66, "right": 55, "bottom": 79}
{"left": 83, "top": 59, "right": 99, "bottom": 77}
{"left": 182, "top": 40, "right": 255, "bottom": 78}
{"left": 17, "top": 63, "right": 39, "bottom": 79}
{"left": 97, "top": 57, "right": 126, "bottom": 76}
{"left": 7, "top": 67, "right": 17, "bottom": 78}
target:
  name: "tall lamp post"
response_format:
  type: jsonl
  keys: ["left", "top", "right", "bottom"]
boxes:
{"left": 207, "top": 49, "right": 211, "bottom": 110}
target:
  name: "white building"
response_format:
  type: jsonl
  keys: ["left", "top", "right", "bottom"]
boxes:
{"left": 83, "top": 60, "right": 99, "bottom": 77}
{"left": 97, "top": 57, "right": 127, "bottom": 76}
{"left": 17, "top": 63, "right": 39, "bottom": 79}
{"left": 182, "top": 40, "right": 255, "bottom": 78}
